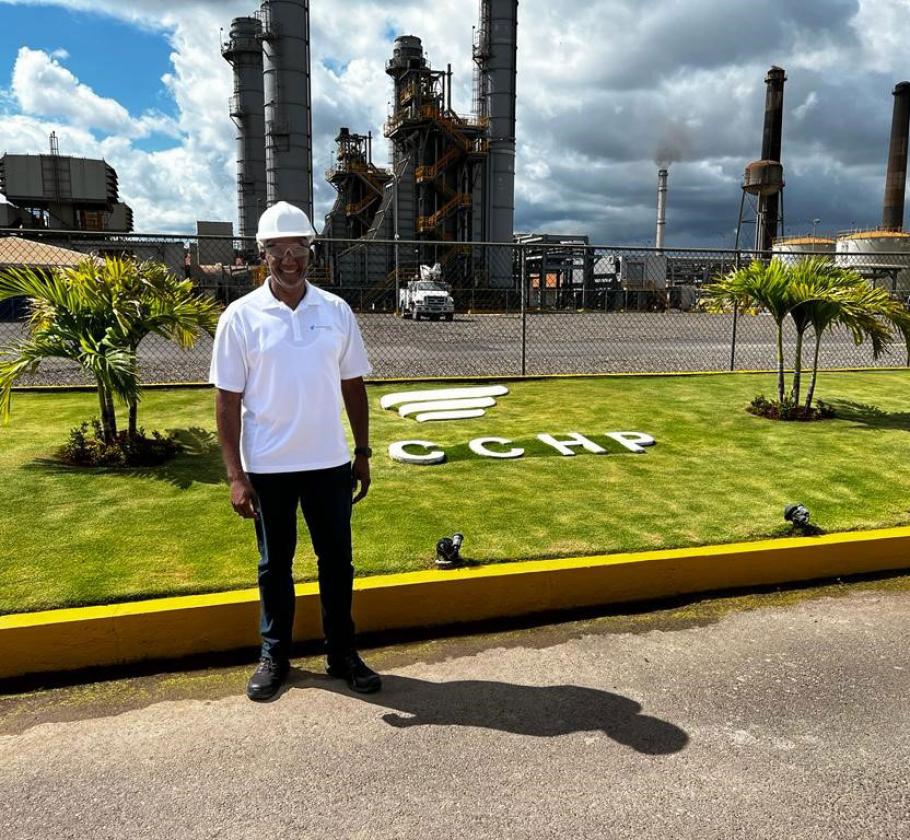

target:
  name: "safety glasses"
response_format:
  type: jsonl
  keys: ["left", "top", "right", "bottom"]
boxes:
{"left": 264, "top": 244, "right": 310, "bottom": 259}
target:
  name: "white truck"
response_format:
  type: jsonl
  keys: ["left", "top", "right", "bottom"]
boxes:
{"left": 399, "top": 264, "right": 455, "bottom": 321}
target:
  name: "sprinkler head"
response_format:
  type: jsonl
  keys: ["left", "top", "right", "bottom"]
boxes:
{"left": 784, "top": 503, "right": 811, "bottom": 529}
{"left": 435, "top": 533, "right": 464, "bottom": 568}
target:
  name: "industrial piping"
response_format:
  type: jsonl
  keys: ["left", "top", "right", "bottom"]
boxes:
{"left": 759, "top": 66, "right": 786, "bottom": 251}
{"left": 882, "top": 81, "right": 910, "bottom": 232}
{"left": 222, "top": 17, "right": 268, "bottom": 241}
{"left": 655, "top": 168, "right": 668, "bottom": 250}
{"left": 260, "top": 0, "right": 314, "bottom": 220}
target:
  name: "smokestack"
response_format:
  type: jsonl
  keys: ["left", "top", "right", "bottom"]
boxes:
{"left": 260, "top": 0, "right": 314, "bottom": 221}
{"left": 656, "top": 168, "right": 668, "bottom": 250}
{"left": 481, "top": 0, "right": 518, "bottom": 246}
{"left": 882, "top": 81, "right": 910, "bottom": 231}
{"left": 761, "top": 66, "right": 786, "bottom": 162}
{"left": 222, "top": 17, "right": 267, "bottom": 240}
{"left": 759, "top": 66, "right": 786, "bottom": 251}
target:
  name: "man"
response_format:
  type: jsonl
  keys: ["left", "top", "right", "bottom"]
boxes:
{"left": 209, "top": 201, "right": 380, "bottom": 701}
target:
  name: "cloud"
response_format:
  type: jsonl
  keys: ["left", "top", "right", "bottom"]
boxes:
{"left": 11, "top": 47, "right": 180, "bottom": 140}
{"left": 793, "top": 91, "right": 819, "bottom": 121}
{"left": 0, "top": 0, "right": 907, "bottom": 244}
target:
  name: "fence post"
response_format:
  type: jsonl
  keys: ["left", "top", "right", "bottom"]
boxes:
{"left": 520, "top": 245, "right": 527, "bottom": 376}
{"left": 729, "top": 249, "right": 741, "bottom": 371}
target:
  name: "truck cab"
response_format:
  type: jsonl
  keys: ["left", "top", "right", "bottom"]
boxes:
{"left": 400, "top": 265, "right": 455, "bottom": 321}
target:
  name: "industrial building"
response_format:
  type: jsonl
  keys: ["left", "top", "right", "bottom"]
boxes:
{"left": 839, "top": 81, "right": 910, "bottom": 294}
{"left": 321, "top": 0, "right": 519, "bottom": 290}
{"left": 218, "top": 0, "right": 910, "bottom": 306}
{"left": 222, "top": 0, "right": 315, "bottom": 237}
{"left": 769, "top": 81, "right": 910, "bottom": 295}
{"left": 0, "top": 133, "right": 133, "bottom": 232}
{"left": 222, "top": 0, "right": 518, "bottom": 289}
{"left": 322, "top": 128, "right": 392, "bottom": 240}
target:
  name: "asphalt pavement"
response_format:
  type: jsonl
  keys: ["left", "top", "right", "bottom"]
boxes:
{"left": 1, "top": 311, "right": 890, "bottom": 385}
{"left": 2, "top": 578, "right": 909, "bottom": 839}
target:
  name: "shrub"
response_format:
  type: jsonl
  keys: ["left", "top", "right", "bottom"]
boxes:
{"left": 59, "top": 419, "right": 181, "bottom": 467}
{"left": 747, "top": 393, "right": 836, "bottom": 422}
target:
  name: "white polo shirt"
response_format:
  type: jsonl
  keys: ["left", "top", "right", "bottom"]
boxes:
{"left": 208, "top": 281, "right": 372, "bottom": 473}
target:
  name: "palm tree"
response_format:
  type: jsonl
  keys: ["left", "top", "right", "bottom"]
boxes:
{"left": 708, "top": 257, "right": 910, "bottom": 414}
{"left": 800, "top": 274, "right": 906, "bottom": 411}
{"left": 0, "top": 255, "right": 219, "bottom": 443}
{"left": 784, "top": 257, "right": 868, "bottom": 406}
{"left": 82, "top": 257, "right": 220, "bottom": 438}
{"left": 0, "top": 261, "right": 138, "bottom": 442}
{"left": 705, "top": 259, "right": 804, "bottom": 403}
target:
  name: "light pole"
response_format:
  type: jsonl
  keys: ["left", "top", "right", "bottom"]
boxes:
{"left": 393, "top": 170, "right": 401, "bottom": 316}
{"left": 811, "top": 218, "right": 821, "bottom": 238}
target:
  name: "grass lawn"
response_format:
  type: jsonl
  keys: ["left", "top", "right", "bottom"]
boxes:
{"left": 1, "top": 371, "right": 909, "bottom": 615}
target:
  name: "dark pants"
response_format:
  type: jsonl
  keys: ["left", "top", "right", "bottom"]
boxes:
{"left": 248, "top": 463, "right": 355, "bottom": 662}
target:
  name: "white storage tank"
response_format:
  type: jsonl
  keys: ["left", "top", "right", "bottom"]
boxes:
{"left": 771, "top": 236, "right": 835, "bottom": 266}
{"left": 835, "top": 230, "right": 910, "bottom": 294}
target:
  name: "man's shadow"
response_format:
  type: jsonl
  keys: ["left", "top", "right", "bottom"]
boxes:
{"left": 288, "top": 670, "right": 688, "bottom": 755}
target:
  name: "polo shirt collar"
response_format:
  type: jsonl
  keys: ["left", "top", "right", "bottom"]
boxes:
{"left": 257, "top": 279, "right": 324, "bottom": 311}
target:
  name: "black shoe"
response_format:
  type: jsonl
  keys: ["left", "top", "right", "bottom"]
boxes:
{"left": 326, "top": 651, "right": 382, "bottom": 693}
{"left": 246, "top": 655, "right": 289, "bottom": 701}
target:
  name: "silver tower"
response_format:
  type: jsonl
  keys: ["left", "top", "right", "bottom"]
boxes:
{"left": 222, "top": 17, "right": 267, "bottom": 240}
{"left": 655, "top": 168, "right": 668, "bottom": 250}
{"left": 475, "top": 0, "right": 518, "bottom": 245}
{"left": 260, "top": 0, "right": 314, "bottom": 219}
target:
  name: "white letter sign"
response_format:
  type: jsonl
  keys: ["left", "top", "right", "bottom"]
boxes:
{"left": 468, "top": 437, "right": 525, "bottom": 459}
{"left": 388, "top": 440, "right": 446, "bottom": 465}
{"left": 605, "top": 432, "right": 656, "bottom": 454}
{"left": 537, "top": 432, "right": 607, "bottom": 457}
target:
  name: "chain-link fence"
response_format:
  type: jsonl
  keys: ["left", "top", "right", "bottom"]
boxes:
{"left": 1, "top": 227, "right": 908, "bottom": 384}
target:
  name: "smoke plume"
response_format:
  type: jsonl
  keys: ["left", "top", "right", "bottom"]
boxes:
{"left": 654, "top": 119, "right": 693, "bottom": 168}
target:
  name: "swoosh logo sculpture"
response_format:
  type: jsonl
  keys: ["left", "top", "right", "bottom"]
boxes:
{"left": 379, "top": 385, "right": 510, "bottom": 422}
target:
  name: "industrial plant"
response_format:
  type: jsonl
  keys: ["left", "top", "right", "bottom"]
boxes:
{"left": 222, "top": 0, "right": 518, "bottom": 289}
{"left": 0, "top": 133, "right": 133, "bottom": 232}
{"left": 218, "top": 0, "right": 910, "bottom": 302}
{"left": 0, "top": 0, "right": 907, "bottom": 305}
{"left": 772, "top": 80, "right": 910, "bottom": 294}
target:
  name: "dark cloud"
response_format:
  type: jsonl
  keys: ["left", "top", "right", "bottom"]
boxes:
{"left": 509, "top": 0, "right": 905, "bottom": 245}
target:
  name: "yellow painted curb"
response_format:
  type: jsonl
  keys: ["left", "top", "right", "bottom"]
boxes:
{"left": 1, "top": 527, "right": 909, "bottom": 680}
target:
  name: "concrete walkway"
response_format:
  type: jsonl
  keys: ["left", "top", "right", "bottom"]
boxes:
{"left": 2, "top": 579, "right": 909, "bottom": 839}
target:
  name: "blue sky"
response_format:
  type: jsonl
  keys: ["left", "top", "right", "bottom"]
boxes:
{"left": 0, "top": 3, "right": 178, "bottom": 148}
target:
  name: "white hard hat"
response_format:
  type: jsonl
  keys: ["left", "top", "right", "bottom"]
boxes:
{"left": 256, "top": 201, "right": 317, "bottom": 246}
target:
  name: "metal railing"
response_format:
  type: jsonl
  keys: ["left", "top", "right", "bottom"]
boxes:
{"left": 1, "top": 228, "right": 908, "bottom": 385}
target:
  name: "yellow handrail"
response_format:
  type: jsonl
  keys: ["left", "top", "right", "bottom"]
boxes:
{"left": 415, "top": 146, "right": 461, "bottom": 181}
{"left": 416, "top": 193, "right": 472, "bottom": 231}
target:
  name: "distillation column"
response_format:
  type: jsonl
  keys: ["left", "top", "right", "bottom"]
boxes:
{"left": 384, "top": 35, "right": 425, "bottom": 242}
{"left": 260, "top": 0, "right": 314, "bottom": 220}
{"left": 222, "top": 17, "right": 267, "bottom": 240}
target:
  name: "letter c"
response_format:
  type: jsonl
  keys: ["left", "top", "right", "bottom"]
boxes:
{"left": 468, "top": 437, "right": 524, "bottom": 459}
{"left": 388, "top": 440, "right": 446, "bottom": 465}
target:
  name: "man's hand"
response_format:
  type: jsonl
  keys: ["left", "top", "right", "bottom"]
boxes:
{"left": 230, "top": 476, "right": 259, "bottom": 518}
{"left": 352, "top": 454, "right": 371, "bottom": 503}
